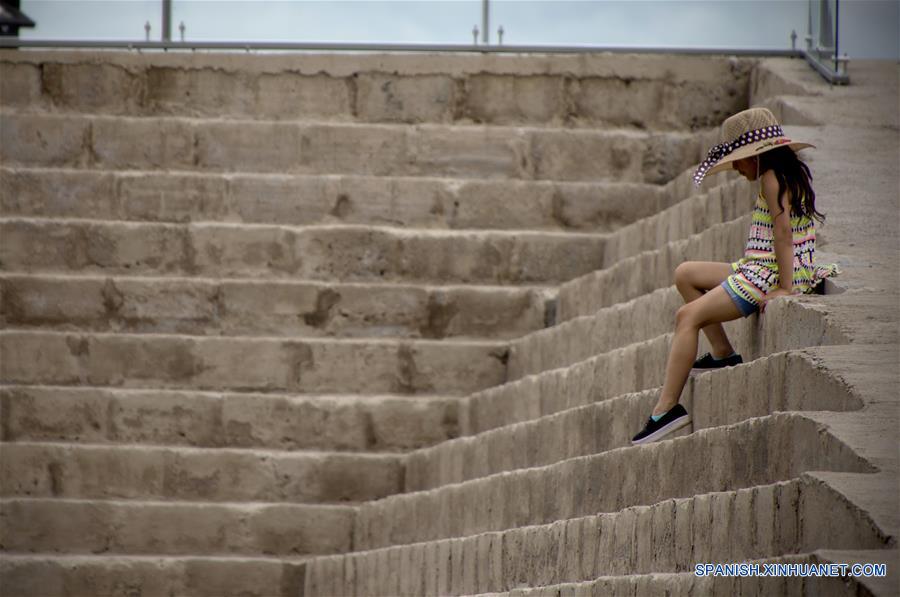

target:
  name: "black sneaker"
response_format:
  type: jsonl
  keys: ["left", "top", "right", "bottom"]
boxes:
{"left": 631, "top": 404, "right": 691, "bottom": 445}
{"left": 691, "top": 351, "right": 743, "bottom": 373}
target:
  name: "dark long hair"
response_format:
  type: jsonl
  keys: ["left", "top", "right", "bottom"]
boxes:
{"left": 758, "top": 146, "right": 825, "bottom": 222}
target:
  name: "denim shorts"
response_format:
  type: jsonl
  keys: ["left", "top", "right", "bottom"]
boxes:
{"left": 721, "top": 280, "right": 758, "bottom": 317}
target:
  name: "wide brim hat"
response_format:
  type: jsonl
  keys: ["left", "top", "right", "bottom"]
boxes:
{"left": 692, "top": 107, "right": 814, "bottom": 186}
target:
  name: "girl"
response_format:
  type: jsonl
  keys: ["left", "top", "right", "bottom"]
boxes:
{"left": 631, "top": 107, "right": 838, "bottom": 445}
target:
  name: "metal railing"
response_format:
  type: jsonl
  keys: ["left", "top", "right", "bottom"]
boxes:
{"left": 804, "top": 0, "right": 849, "bottom": 84}
{"left": 1, "top": 0, "right": 848, "bottom": 84}
{"left": 0, "top": 38, "right": 804, "bottom": 57}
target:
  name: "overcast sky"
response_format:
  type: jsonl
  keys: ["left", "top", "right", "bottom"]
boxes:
{"left": 19, "top": 0, "right": 899, "bottom": 59}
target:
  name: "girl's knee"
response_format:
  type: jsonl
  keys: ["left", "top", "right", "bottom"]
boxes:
{"left": 674, "top": 262, "right": 694, "bottom": 286}
{"left": 675, "top": 302, "right": 711, "bottom": 330}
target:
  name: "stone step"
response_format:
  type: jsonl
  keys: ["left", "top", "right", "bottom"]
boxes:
{"left": 0, "top": 111, "right": 703, "bottom": 184}
{"left": 5, "top": 548, "right": 892, "bottom": 597}
{"left": 558, "top": 215, "right": 748, "bottom": 321}
{"left": 352, "top": 414, "right": 873, "bottom": 552}
{"left": 0, "top": 386, "right": 462, "bottom": 452}
{"left": 468, "top": 549, "right": 899, "bottom": 597}
{"left": 0, "top": 273, "right": 551, "bottom": 340}
{"left": 510, "top": 287, "right": 682, "bottom": 380}
{"left": 406, "top": 347, "right": 865, "bottom": 492}
{"left": 464, "top": 333, "right": 672, "bottom": 439}
{"left": 599, "top": 175, "right": 751, "bottom": 269}
{"left": 465, "top": 291, "right": 842, "bottom": 438}
{"left": 509, "top": 274, "right": 842, "bottom": 381}
{"left": 0, "top": 167, "right": 668, "bottom": 233}
{"left": 0, "top": 330, "right": 508, "bottom": 396}
{"left": 3, "top": 350, "right": 859, "bottom": 507}
{"left": 0, "top": 217, "right": 608, "bottom": 285}
{"left": 0, "top": 553, "right": 307, "bottom": 597}
{"left": 303, "top": 475, "right": 892, "bottom": 596}
{"left": 0, "top": 51, "right": 753, "bottom": 131}
{"left": 0, "top": 498, "right": 354, "bottom": 557}
{"left": 0, "top": 442, "right": 404, "bottom": 504}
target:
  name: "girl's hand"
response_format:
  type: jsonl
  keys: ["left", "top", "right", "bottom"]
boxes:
{"left": 760, "top": 288, "right": 793, "bottom": 312}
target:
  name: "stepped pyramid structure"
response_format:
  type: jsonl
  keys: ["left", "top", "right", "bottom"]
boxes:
{"left": 0, "top": 51, "right": 897, "bottom": 596}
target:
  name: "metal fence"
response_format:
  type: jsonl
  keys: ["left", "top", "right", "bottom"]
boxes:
{"left": 1, "top": 0, "right": 849, "bottom": 84}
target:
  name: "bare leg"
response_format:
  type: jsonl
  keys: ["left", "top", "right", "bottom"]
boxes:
{"left": 652, "top": 285, "right": 743, "bottom": 416}
{"left": 674, "top": 261, "right": 736, "bottom": 358}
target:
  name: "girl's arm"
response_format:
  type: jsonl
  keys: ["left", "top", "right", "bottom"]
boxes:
{"left": 761, "top": 171, "right": 794, "bottom": 296}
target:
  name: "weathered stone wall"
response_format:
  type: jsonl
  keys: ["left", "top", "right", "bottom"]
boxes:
{"left": 1, "top": 52, "right": 753, "bottom": 129}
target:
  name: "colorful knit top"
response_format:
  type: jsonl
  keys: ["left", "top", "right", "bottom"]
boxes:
{"left": 727, "top": 192, "right": 840, "bottom": 305}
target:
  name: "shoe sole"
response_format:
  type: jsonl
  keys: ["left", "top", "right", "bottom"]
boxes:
{"left": 631, "top": 414, "right": 692, "bottom": 445}
{"left": 690, "top": 363, "right": 741, "bottom": 375}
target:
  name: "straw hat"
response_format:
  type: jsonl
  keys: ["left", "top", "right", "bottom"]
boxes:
{"left": 692, "top": 107, "right": 814, "bottom": 186}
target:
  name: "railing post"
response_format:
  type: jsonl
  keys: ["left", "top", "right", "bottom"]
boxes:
{"left": 833, "top": 0, "right": 840, "bottom": 73}
{"left": 162, "top": 0, "right": 172, "bottom": 42}
{"left": 805, "top": 0, "right": 813, "bottom": 51}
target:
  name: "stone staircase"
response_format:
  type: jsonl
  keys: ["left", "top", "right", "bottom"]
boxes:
{"left": 1, "top": 51, "right": 896, "bottom": 597}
